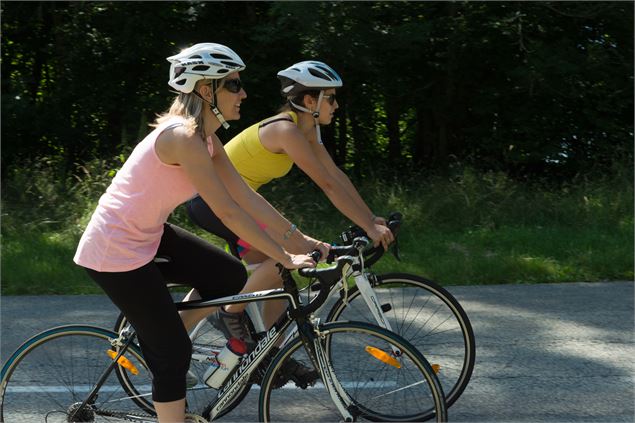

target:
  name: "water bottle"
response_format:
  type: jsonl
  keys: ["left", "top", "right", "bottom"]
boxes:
{"left": 203, "top": 337, "right": 247, "bottom": 389}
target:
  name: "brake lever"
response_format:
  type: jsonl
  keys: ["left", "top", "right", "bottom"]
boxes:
{"left": 387, "top": 215, "right": 402, "bottom": 262}
{"left": 392, "top": 236, "right": 401, "bottom": 261}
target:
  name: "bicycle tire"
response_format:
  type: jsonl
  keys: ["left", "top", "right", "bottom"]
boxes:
{"left": 326, "top": 272, "right": 475, "bottom": 408}
{"left": 258, "top": 321, "right": 447, "bottom": 422}
{"left": 0, "top": 325, "right": 152, "bottom": 422}
{"left": 114, "top": 312, "right": 253, "bottom": 419}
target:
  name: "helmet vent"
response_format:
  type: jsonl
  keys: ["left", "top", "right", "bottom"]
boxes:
{"left": 174, "top": 66, "right": 186, "bottom": 77}
{"left": 221, "top": 61, "right": 241, "bottom": 68}
{"left": 308, "top": 68, "right": 329, "bottom": 81}
{"left": 217, "top": 69, "right": 229, "bottom": 74}
{"left": 211, "top": 53, "right": 232, "bottom": 60}
{"left": 192, "top": 65, "right": 210, "bottom": 71}
{"left": 316, "top": 65, "right": 337, "bottom": 80}
{"left": 190, "top": 55, "right": 203, "bottom": 59}
{"left": 175, "top": 79, "right": 186, "bottom": 86}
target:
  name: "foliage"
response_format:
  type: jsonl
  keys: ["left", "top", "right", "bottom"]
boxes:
{"left": 1, "top": 2, "right": 632, "bottom": 293}
{"left": 1, "top": 155, "right": 632, "bottom": 294}
{"left": 1, "top": 1, "right": 633, "bottom": 180}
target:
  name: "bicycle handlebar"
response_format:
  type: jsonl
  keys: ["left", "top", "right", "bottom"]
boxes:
{"left": 294, "top": 255, "right": 354, "bottom": 316}
{"left": 276, "top": 211, "right": 403, "bottom": 317}
{"left": 330, "top": 211, "right": 402, "bottom": 266}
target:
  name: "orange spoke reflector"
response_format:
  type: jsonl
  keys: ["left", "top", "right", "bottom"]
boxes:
{"left": 431, "top": 364, "right": 441, "bottom": 374}
{"left": 107, "top": 350, "right": 139, "bottom": 375}
{"left": 365, "top": 346, "right": 401, "bottom": 369}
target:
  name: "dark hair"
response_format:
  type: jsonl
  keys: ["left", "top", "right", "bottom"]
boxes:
{"left": 277, "top": 89, "right": 321, "bottom": 113}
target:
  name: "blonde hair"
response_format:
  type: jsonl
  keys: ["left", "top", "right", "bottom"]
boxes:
{"left": 152, "top": 79, "right": 220, "bottom": 136}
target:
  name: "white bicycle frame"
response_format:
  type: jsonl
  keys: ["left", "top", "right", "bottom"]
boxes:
{"left": 237, "top": 243, "right": 400, "bottom": 356}
{"left": 189, "top": 239, "right": 400, "bottom": 356}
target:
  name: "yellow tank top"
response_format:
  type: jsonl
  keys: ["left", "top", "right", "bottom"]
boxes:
{"left": 225, "top": 111, "right": 298, "bottom": 191}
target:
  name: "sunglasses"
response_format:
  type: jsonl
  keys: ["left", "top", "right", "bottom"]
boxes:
{"left": 222, "top": 78, "right": 243, "bottom": 94}
{"left": 322, "top": 93, "right": 337, "bottom": 105}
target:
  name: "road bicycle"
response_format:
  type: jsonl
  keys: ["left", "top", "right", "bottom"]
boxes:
{"left": 1, "top": 255, "right": 448, "bottom": 422}
{"left": 116, "top": 212, "right": 475, "bottom": 414}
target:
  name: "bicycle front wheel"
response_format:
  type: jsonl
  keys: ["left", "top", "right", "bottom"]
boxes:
{"left": 327, "top": 272, "right": 475, "bottom": 408}
{"left": 259, "top": 321, "right": 447, "bottom": 422}
{"left": 0, "top": 325, "right": 153, "bottom": 422}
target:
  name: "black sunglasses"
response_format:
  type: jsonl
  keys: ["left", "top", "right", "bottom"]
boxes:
{"left": 222, "top": 78, "right": 243, "bottom": 94}
{"left": 323, "top": 93, "right": 337, "bottom": 105}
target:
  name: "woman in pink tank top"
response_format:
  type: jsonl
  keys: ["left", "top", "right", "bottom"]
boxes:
{"left": 74, "top": 43, "right": 328, "bottom": 422}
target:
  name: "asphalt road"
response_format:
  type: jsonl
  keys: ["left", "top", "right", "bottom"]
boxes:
{"left": 1, "top": 281, "right": 633, "bottom": 422}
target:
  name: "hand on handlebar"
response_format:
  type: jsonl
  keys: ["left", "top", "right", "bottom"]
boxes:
{"left": 373, "top": 215, "right": 388, "bottom": 226}
{"left": 367, "top": 222, "right": 394, "bottom": 251}
{"left": 283, "top": 252, "right": 317, "bottom": 270}
{"left": 312, "top": 240, "right": 331, "bottom": 262}
{"left": 296, "top": 234, "right": 330, "bottom": 262}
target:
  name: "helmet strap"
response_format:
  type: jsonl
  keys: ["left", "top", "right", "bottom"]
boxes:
{"left": 211, "top": 106, "right": 230, "bottom": 129}
{"left": 193, "top": 81, "right": 230, "bottom": 129}
{"left": 288, "top": 90, "right": 325, "bottom": 145}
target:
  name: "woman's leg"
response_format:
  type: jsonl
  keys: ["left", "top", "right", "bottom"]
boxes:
{"left": 85, "top": 263, "right": 190, "bottom": 422}
{"left": 156, "top": 223, "right": 248, "bottom": 331}
{"left": 224, "top": 258, "right": 284, "bottom": 324}
{"left": 154, "top": 399, "right": 187, "bottom": 422}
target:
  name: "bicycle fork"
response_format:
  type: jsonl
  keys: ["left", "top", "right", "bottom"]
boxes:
{"left": 353, "top": 272, "right": 402, "bottom": 356}
{"left": 301, "top": 321, "right": 355, "bottom": 422}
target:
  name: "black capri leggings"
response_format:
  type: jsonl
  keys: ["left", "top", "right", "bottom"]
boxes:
{"left": 84, "top": 223, "right": 247, "bottom": 402}
{"left": 186, "top": 195, "right": 241, "bottom": 258}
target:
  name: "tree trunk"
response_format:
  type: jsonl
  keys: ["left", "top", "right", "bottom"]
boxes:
{"left": 386, "top": 96, "right": 401, "bottom": 162}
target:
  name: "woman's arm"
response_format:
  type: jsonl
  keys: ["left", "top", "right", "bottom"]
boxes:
{"left": 157, "top": 127, "right": 313, "bottom": 266}
{"left": 267, "top": 123, "right": 393, "bottom": 249}
{"left": 210, "top": 135, "right": 328, "bottom": 255}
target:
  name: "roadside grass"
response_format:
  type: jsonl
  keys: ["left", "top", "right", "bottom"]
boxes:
{"left": 1, "top": 158, "right": 632, "bottom": 295}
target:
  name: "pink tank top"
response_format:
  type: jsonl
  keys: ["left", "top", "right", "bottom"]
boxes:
{"left": 74, "top": 118, "right": 214, "bottom": 272}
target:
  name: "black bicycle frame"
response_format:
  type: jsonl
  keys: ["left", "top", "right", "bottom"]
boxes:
{"left": 73, "top": 258, "right": 351, "bottom": 421}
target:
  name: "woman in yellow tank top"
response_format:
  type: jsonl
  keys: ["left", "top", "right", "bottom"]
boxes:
{"left": 188, "top": 61, "right": 393, "bottom": 256}
{"left": 186, "top": 61, "right": 393, "bottom": 352}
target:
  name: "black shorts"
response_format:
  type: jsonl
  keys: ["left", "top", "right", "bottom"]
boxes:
{"left": 82, "top": 223, "right": 247, "bottom": 402}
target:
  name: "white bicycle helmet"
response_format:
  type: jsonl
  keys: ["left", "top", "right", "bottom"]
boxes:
{"left": 277, "top": 61, "right": 343, "bottom": 144}
{"left": 166, "top": 43, "right": 245, "bottom": 129}
{"left": 277, "top": 61, "right": 342, "bottom": 97}
{"left": 167, "top": 43, "right": 245, "bottom": 93}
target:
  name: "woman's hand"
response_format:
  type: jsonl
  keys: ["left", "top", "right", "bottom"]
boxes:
{"left": 372, "top": 215, "right": 388, "bottom": 226}
{"left": 285, "top": 230, "right": 330, "bottom": 259}
{"left": 303, "top": 235, "right": 331, "bottom": 261}
{"left": 366, "top": 223, "right": 394, "bottom": 251}
{"left": 283, "top": 253, "right": 317, "bottom": 269}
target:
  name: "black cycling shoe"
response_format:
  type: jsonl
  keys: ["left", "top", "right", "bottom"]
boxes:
{"left": 269, "top": 357, "right": 319, "bottom": 389}
{"left": 284, "top": 358, "right": 320, "bottom": 389}
{"left": 248, "top": 348, "right": 319, "bottom": 389}
{"left": 208, "top": 307, "right": 256, "bottom": 349}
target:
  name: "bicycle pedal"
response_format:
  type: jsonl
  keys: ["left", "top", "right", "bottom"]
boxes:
{"left": 381, "top": 303, "right": 392, "bottom": 312}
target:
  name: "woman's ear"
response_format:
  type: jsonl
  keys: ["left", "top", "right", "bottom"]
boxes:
{"left": 303, "top": 93, "right": 317, "bottom": 110}
{"left": 198, "top": 83, "right": 213, "bottom": 101}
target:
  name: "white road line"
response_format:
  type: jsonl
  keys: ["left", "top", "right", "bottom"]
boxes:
{"left": 7, "top": 381, "right": 398, "bottom": 393}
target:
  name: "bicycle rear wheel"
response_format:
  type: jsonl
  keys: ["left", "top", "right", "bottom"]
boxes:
{"left": 0, "top": 325, "right": 153, "bottom": 422}
{"left": 259, "top": 321, "right": 447, "bottom": 422}
{"left": 327, "top": 272, "right": 475, "bottom": 408}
